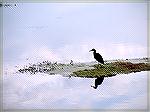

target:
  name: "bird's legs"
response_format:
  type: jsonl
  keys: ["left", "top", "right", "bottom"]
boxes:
{"left": 98, "top": 63, "right": 104, "bottom": 68}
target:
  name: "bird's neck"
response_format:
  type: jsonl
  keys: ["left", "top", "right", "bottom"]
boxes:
{"left": 93, "top": 51, "right": 96, "bottom": 54}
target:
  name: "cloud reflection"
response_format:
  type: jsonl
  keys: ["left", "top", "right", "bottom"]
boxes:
{"left": 3, "top": 71, "right": 147, "bottom": 109}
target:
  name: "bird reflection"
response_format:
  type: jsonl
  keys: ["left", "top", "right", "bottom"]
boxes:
{"left": 91, "top": 77, "right": 104, "bottom": 89}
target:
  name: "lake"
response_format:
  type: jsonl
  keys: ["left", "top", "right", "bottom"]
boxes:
{"left": 3, "top": 70, "right": 148, "bottom": 110}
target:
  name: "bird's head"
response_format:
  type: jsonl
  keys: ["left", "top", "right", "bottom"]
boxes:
{"left": 89, "top": 48, "right": 96, "bottom": 52}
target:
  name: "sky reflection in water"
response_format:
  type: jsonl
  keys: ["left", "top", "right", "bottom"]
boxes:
{"left": 3, "top": 71, "right": 147, "bottom": 109}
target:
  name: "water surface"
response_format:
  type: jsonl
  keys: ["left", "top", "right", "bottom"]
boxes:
{"left": 3, "top": 71, "right": 147, "bottom": 109}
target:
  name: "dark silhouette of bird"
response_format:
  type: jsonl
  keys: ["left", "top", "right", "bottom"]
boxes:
{"left": 91, "top": 77, "right": 104, "bottom": 89}
{"left": 89, "top": 48, "right": 104, "bottom": 64}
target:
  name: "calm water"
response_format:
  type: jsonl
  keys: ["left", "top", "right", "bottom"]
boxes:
{"left": 3, "top": 70, "right": 148, "bottom": 110}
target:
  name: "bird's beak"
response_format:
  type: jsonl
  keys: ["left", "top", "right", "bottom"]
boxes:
{"left": 89, "top": 50, "right": 92, "bottom": 52}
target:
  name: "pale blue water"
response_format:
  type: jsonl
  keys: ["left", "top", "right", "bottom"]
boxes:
{"left": 3, "top": 71, "right": 148, "bottom": 110}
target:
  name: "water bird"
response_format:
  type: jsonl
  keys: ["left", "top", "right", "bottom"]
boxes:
{"left": 70, "top": 60, "right": 73, "bottom": 65}
{"left": 89, "top": 48, "right": 104, "bottom": 64}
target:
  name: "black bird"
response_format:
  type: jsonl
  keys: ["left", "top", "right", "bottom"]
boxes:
{"left": 89, "top": 48, "right": 104, "bottom": 64}
{"left": 91, "top": 77, "right": 104, "bottom": 89}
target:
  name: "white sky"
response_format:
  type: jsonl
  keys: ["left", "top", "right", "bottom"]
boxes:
{"left": 3, "top": 2, "right": 147, "bottom": 64}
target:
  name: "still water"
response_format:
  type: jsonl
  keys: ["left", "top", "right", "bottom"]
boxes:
{"left": 3, "top": 71, "right": 147, "bottom": 109}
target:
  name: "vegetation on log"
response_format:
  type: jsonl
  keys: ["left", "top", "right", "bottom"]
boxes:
{"left": 17, "top": 58, "right": 150, "bottom": 78}
{"left": 72, "top": 62, "right": 150, "bottom": 78}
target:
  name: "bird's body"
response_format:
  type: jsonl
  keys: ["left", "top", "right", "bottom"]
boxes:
{"left": 89, "top": 48, "right": 104, "bottom": 64}
{"left": 90, "top": 48, "right": 105, "bottom": 89}
{"left": 93, "top": 52, "right": 104, "bottom": 64}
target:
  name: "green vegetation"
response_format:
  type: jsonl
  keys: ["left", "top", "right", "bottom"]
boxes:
{"left": 18, "top": 58, "right": 150, "bottom": 78}
{"left": 72, "top": 62, "right": 150, "bottom": 78}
